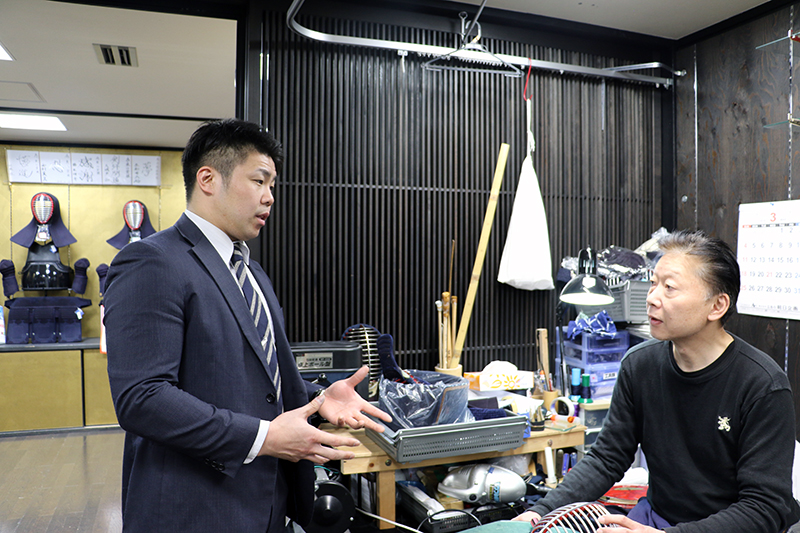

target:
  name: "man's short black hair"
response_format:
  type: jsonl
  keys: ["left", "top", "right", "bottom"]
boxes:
{"left": 181, "top": 119, "right": 284, "bottom": 201}
{"left": 658, "top": 229, "right": 740, "bottom": 324}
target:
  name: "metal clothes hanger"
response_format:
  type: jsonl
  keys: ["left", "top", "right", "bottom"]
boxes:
{"left": 421, "top": 8, "right": 523, "bottom": 78}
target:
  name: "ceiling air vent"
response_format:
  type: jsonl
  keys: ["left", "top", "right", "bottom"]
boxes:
{"left": 93, "top": 44, "right": 138, "bottom": 67}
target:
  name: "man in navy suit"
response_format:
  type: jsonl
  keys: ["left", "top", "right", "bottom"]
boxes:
{"left": 104, "top": 119, "right": 390, "bottom": 532}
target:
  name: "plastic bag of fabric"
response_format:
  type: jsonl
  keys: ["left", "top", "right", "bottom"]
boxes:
{"left": 379, "top": 370, "right": 475, "bottom": 431}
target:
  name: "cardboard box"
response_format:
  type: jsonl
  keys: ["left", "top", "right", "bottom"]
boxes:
{"left": 465, "top": 370, "right": 534, "bottom": 391}
{"left": 435, "top": 492, "right": 464, "bottom": 510}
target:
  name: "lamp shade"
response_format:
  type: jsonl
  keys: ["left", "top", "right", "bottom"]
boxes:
{"left": 559, "top": 246, "right": 615, "bottom": 306}
{"left": 560, "top": 274, "right": 615, "bottom": 305}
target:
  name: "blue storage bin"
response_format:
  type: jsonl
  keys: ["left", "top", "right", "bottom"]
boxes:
{"left": 581, "top": 404, "right": 610, "bottom": 429}
{"left": 558, "top": 327, "right": 629, "bottom": 366}
{"left": 579, "top": 361, "right": 620, "bottom": 399}
{"left": 564, "top": 348, "right": 626, "bottom": 367}
{"left": 555, "top": 356, "right": 620, "bottom": 400}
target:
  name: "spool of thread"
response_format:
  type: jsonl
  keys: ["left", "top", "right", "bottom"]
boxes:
{"left": 579, "top": 373, "right": 593, "bottom": 404}
{"left": 570, "top": 367, "right": 581, "bottom": 402}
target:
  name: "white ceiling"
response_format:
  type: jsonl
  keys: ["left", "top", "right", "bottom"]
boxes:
{"left": 0, "top": 0, "right": 773, "bottom": 149}
{"left": 0, "top": 0, "right": 236, "bottom": 149}
{"left": 452, "top": 0, "right": 771, "bottom": 40}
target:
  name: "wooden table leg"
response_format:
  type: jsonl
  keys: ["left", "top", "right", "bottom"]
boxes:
{"left": 376, "top": 470, "right": 395, "bottom": 529}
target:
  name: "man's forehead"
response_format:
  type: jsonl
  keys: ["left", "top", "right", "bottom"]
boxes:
{"left": 655, "top": 252, "right": 703, "bottom": 277}
{"left": 247, "top": 152, "right": 276, "bottom": 176}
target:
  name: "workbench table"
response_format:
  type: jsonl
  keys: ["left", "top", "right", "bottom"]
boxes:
{"left": 326, "top": 423, "right": 586, "bottom": 529}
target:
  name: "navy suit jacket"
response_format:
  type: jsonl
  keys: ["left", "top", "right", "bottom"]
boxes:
{"left": 105, "top": 214, "right": 317, "bottom": 532}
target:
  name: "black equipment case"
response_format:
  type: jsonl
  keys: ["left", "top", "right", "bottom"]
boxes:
{"left": 291, "top": 341, "right": 368, "bottom": 399}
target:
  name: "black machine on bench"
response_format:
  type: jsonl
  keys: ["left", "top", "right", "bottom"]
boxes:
{"left": 291, "top": 341, "right": 369, "bottom": 399}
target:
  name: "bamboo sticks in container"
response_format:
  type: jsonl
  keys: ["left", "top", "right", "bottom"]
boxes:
{"left": 451, "top": 143, "right": 509, "bottom": 369}
{"left": 434, "top": 143, "right": 509, "bottom": 376}
{"left": 436, "top": 292, "right": 457, "bottom": 370}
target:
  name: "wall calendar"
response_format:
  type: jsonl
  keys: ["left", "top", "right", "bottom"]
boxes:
{"left": 737, "top": 199, "right": 800, "bottom": 320}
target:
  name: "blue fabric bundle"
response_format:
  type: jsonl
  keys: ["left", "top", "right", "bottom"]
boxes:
{"left": 566, "top": 310, "right": 617, "bottom": 339}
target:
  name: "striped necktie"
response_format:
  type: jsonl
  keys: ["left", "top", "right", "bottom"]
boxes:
{"left": 231, "top": 242, "right": 281, "bottom": 402}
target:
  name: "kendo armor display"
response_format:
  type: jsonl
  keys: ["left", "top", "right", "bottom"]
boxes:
{"left": 4, "top": 192, "right": 91, "bottom": 344}
{"left": 106, "top": 199, "right": 156, "bottom": 250}
{"left": 98, "top": 199, "right": 156, "bottom": 298}
{"left": 11, "top": 193, "right": 76, "bottom": 291}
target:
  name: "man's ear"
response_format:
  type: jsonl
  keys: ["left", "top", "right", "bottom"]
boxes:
{"left": 708, "top": 292, "right": 731, "bottom": 322}
{"left": 195, "top": 166, "right": 217, "bottom": 196}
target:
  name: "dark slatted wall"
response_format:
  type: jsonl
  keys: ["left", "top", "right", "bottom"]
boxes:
{"left": 259, "top": 11, "right": 662, "bottom": 373}
{"left": 675, "top": 5, "right": 800, "bottom": 436}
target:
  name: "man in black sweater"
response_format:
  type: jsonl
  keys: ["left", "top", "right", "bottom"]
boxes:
{"left": 515, "top": 230, "right": 799, "bottom": 532}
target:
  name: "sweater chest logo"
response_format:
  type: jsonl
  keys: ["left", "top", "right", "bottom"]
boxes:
{"left": 718, "top": 416, "right": 731, "bottom": 432}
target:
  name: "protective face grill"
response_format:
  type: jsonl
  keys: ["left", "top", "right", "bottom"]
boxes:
{"left": 123, "top": 200, "right": 144, "bottom": 230}
{"left": 123, "top": 200, "right": 145, "bottom": 243}
{"left": 31, "top": 193, "right": 55, "bottom": 244}
{"left": 31, "top": 193, "right": 54, "bottom": 224}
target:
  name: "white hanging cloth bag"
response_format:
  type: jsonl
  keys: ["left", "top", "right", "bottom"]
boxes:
{"left": 497, "top": 99, "right": 555, "bottom": 290}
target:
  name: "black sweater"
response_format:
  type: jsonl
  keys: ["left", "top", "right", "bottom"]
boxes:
{"left": 531, "top": 335, "right": 800, "bottom": 532}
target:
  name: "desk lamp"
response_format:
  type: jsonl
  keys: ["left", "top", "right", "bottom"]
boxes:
{"left": 556, "top": 246, "right": 614, "bottom": 394}
{"left": 560, "top": 246, "right": 615, "bottom": 306}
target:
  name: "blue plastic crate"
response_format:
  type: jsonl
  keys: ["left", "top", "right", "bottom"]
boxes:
{"left": 575, "top": 279, "right": 650, "bottom": 324}
{"left": 558, "top": 328, "right": 629, "bottom": 366}
{"left": 564, "top": 347, "right": 627, "bottom": 367}
{"left": 555, "top": 357, "right": 620, "bottom": 400}
{"left": 578, "top": 361, "right": 620, "bottom": 399}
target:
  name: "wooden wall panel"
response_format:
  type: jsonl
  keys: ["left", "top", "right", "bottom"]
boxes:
{"left": 0, "top": 351, "right": 83, "bottom": 432}
{"left": 698, "top": 12, "right": 791, "bottom": 361}
{"left": 677, "top": 5, "right": 800, "bottom": 435}
{"left": 83, "top": 349, "right": 118, "bottom": 426}
{"left": 675, "top": 45, "right": 697, "bottom": 230}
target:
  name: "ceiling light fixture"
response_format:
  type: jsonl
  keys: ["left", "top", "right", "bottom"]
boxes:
{"left": 0, "top": 41, "right": 14, "bottom": 61}
{"left": 0, "top": 114, "right": 67, "bottom": 131}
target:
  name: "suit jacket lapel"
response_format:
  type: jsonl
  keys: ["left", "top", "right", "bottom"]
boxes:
{"left": 174, "top": 216, "right": 271, "bottom": 374}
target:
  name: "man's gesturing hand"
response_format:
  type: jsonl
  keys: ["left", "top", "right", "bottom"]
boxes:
{"left": 259, "top": 395, "right": 362, "bottom": 463}
{"left": 319, "top": 366, "right": 392, "bottom": 432}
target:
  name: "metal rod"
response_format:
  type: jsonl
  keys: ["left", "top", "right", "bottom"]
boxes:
{"left": 286, "top": 0, "right": 676, "bottom": 88}
{"left": 756, "top": 29, "right": 800, "bottom": 50}
{"left": 604, "top": 61, "right": 687, "bottom": 76}
{"left": 460, "top": 0, "right": 488, "bottom": 48}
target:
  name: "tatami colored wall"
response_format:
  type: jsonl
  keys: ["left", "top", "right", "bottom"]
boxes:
{"left": 1, "top": 146, "right": 184, "bottom": 340}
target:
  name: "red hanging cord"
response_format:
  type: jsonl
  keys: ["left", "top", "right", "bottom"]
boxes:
{"left": 523, "top": 58, "right": 533, "bottom": 101}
